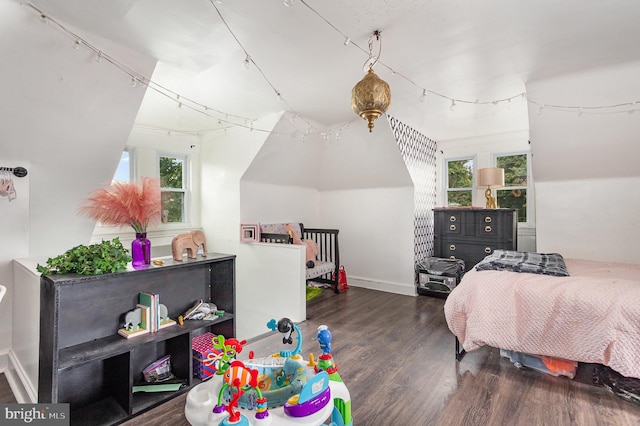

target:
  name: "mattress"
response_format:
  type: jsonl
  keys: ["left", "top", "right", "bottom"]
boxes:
{"left": 306, "top": 261, "right": 335, "bottom": 280}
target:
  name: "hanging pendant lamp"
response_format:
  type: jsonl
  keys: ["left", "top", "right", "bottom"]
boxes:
{"left": 351, "top": 31, "right": 391, "bottom": 132}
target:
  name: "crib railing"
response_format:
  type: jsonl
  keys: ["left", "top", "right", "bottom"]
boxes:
{"left": 303, "top": 228, "right": 340, "bottom": 292}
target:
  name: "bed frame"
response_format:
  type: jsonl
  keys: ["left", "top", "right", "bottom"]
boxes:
{"left": 260, "top": 223, "right": 341, "bottom": 293}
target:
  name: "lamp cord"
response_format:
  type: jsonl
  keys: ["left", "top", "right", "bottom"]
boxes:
{"left": 367, "top": 31, "right": 382, "bottom": 69}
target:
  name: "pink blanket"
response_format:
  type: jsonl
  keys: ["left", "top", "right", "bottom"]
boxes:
{"left": 444, "top": 258, "right": 640, "bottom": 379}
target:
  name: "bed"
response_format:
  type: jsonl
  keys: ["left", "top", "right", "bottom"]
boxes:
{"left": 260, "top": 223, "right": 341, "bottom": 293}
{"left": 444, "top": 250, "right": 640, "bottom": 379}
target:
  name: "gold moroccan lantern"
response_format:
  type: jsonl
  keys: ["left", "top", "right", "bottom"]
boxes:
{"left": 351, "top": 67, "right": 392, "bottom": 132}
{"left": 351, "top": 31, "right": 391, "bottom": 132}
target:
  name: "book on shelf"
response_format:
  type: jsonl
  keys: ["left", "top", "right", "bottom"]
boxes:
{"left": 183, "top": 299, "right": 203, "bottom": 320}
{"left": 118, "top": 292, "right": 178, "bottom": 338}
{"left": 139, "top": 292, "right": 159, "bottom": 332}
{"left": 132, "top": 380, "right": 185, "bottom": 393}
{"left": 137, "top": 304, "right": 150, "bottom": 331}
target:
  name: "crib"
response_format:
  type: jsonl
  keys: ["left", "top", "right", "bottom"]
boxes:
{"left": 260, "top": 223, "right": 341, "bottom": 293}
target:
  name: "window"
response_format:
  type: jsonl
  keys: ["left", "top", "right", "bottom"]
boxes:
{"left": 112, "top": 150, "right": 132, "bottom": 183}
{"left": 159, "top": 154, "right": 187, "bottom": 223}
{"left": 496, "top": 153, "right": 528, "bottom": 222}
{"left": 446, "top": 158, "right": 474, "bottom": 207}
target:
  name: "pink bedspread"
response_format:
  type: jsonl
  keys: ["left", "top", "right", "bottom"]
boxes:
{"left": 444, "top": 258, "right": 640, "bottom": 378}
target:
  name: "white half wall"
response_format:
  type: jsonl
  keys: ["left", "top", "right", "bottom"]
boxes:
{"left": 8, "top": 259, "right": 40, "bottom": 403}
{"left": 0, "top": 164, "right": 29, "bottom": 357}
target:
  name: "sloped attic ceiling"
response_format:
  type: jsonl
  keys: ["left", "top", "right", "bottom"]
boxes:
{"left": 21, "top": 0, "right": 640, "bottom": 141}
{"left": 241, "top": 113, "right": 412, "bottom": 191}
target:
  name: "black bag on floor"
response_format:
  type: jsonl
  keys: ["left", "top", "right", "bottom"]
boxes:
{"left": 593, "top": 364, "right": 640, "bottom": 406}
{"left": 415, "top": 257, "right": 465, "bottom": 298}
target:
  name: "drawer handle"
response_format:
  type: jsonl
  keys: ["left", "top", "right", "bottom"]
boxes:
{"left": 484, "top": 247, "right": 492, "bottom": 254}
{"left": 449, "top": 256, "right": 456, "bottom": 260}
{"left": 485, "top": 216, "right": 492, "bottom": 223}
{"left": 485, "top": 225, "right": 492, "bottom": 232}
{"left": 449, "top": 244, "right": 456, "bottom": 251}
{"left": 450, "top": 224, "right": 456, "bottom": 231}
{"left": 449, "top": 215, "right": 456, "bottom": 222}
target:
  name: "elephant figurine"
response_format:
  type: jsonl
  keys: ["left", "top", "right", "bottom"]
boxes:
{"left": 124, "top": 307, "right": 143, "bottom": 331}
{"left": 172, "top": 230, "right": 207, "bottom": 261}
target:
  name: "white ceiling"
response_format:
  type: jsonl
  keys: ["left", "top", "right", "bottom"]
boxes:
{"left": 27, "top": 0, "right": 640, "bottom": 141}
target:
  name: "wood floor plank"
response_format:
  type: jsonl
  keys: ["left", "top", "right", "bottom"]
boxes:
{"left": 5, "top": 286, "right": 639, "bottom": 425}
{"left": 125, "top": 286, "right": 640, "bottom": 425}
{"left": 0, "top": 373, "right": 17, "bottom": 403}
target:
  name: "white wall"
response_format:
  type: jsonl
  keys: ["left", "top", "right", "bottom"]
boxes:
{"left": 527, "top": 61, "right": 640, "bottom": 263}
{"left": 0, "top": 2, "right": 155, "bottom": 394}
{"left": 536, "top": 178, "right": 640, "bottom": 262}
{"left": 319, "top": 187, "right": 416, "bottom": 295}
{"left": 0, "top": 2, "right": 157, "bottom": 262}
{"left": 240, "top": 182, "right": 320, "bottom": 226}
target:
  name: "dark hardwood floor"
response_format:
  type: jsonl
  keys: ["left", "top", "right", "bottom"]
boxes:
{"left": 0, "top": 373, "right": 17, "bottom": 404}
{"left": 4, "top": 286, "right": 640, "bottom": 425}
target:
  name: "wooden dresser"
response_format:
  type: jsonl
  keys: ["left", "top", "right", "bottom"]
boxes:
{"left": 434, "top": 208, "right": 517, "bottom": 272}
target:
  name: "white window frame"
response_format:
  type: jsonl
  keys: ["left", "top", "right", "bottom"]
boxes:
{"left": 492, "top": 151, "right": 533, "bottom": 226}
{"left": 157, "top": 151, "right": 190, "bottom": 227}
{"left": 444, "top": 156, "right": 476, "bottom": 207}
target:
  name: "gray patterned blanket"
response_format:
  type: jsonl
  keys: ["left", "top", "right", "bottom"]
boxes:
{"left": 475, "top": 250, "right": 570, "bottom": 277}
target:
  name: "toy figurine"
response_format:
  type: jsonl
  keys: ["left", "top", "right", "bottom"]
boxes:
{"left": 267, "top": 318, "right": 302, "bottom": 357}
{"left": 316, "top": 325, "right": 332, "bottom": 355}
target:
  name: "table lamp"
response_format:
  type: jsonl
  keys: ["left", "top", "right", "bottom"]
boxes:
{"left": 477, "top": 167, "right": 504, "bottom": 209}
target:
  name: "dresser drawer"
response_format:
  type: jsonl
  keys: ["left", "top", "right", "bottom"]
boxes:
{"left": 442, "top": 212, "right": 464, "bottom": 235}
{"left": 474, "top": 212, "right": 505, "bottom": 239}
{"left": 441, "top": 242, "right": 495, "bottom": 265}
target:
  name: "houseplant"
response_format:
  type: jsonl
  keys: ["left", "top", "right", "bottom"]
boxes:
{"left": 78, "top": 177, "right": 161, "bottom": 267}
{"left": 36, "top": 238, "right": 131, "bottom": 275}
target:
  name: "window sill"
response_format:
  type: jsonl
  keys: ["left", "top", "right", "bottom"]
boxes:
{"left": 90, "top": 225, "right": 202, "bottom": 247}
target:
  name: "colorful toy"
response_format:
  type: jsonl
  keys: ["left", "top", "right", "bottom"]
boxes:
{"left": 267, "top": 317, "right": 302, "bottom": 358}
{"left": 184, "top": 320, "right": 352, "bottom": 426}
{"left": 316, "top": 325, "right": 332, "bottom": 355}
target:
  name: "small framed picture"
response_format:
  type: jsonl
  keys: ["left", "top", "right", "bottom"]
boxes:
{"left": 240, "top": 223, "right": 260, "bottom": 243}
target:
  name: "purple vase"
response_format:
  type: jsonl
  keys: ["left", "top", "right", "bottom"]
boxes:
{"left": 131, "top": 232, "right": 151, "bottom": 267}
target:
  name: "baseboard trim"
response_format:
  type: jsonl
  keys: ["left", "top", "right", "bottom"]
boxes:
{"left": 2, "top": 349, "right": 37, "bottom": 403}
{"left": 347, "top": 277, "right": 416, "bottom": 296}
